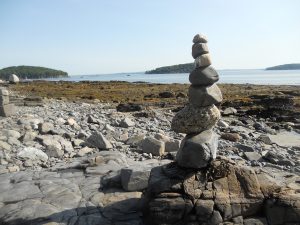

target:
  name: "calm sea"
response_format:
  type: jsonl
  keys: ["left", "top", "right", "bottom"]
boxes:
{"left": 44, "top": 69, "right": 300, "bottom": 85}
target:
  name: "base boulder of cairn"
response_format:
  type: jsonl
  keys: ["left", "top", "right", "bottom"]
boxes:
{"left": 142, "top": 157, "right": 300, "bottom": 225}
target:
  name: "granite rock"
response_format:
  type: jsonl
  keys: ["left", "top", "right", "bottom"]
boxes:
{"left": 171, "top": 104, "right": 220, "bottom": 134}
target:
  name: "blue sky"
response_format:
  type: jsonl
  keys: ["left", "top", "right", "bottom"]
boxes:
{"left": 0, "top": 0, "right": 299, "bottom": 75}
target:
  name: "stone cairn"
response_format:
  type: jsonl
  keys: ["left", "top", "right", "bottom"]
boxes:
{"left": 0, "top": 88, "right": 15, "bottom": 117}
{"left": 142, "top": 34, "right": 300, "bottom": 225}
{"left": 172, "top": 33, "right": 222, "bottom": 169}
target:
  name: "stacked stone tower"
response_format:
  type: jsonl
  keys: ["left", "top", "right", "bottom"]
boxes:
{"left": 171, "top": 34, "right": 222, "bottom": 168}
{"left": 0, "top": 88, "right": 15, "bottom": 117}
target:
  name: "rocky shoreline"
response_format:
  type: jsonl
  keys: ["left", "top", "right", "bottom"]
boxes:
{"left": 0, "top": 80, "right": 299, "bottom": 224}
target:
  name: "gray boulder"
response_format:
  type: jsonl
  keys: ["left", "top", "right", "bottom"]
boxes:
{"left": 193, "top": 34, "right": 208, "bottom": 44}
{"left": 194, "top": 54, "right": 212, "bottom": 68}
{"left": 189, "top": 66, "right": 219, "bottom": 85}
{"left": 141, "top": 137, "right": 165, "bottom": 156}
{"left": 188, "top": 84, "right": 223, "bottom": 107}
{"left": 9, "top": 74, "right": 20, "bottom": 83}
{"left": 176, "top": 130, "right": 218, "bottom": 168}
{"left": 86, "top": 132, "right": 112, "bottom": 149}
{"left": 171, "top": 104, "right": 220, "bottom": 134}
{"left": 192, "top": 43, "right": 209, "bottom": 59}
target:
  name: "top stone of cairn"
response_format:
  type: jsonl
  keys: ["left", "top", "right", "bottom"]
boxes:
{"left": 193, "top": 34, "right": 208, "bottom": 44}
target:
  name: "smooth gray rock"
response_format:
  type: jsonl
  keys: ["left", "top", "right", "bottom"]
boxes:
{"left": 141, "top": 137, "right": 165, "bottom": 156}
{"left": 86, "top": 132, "right": 112, "bottom": 149}
{"left": 0, "top": 104, "right": 15, "bottom": 117}
{"left": 9, "top": 74, "right": 19, "bottom": 83}
{"left": 189, "top": 66, "right": 219, "bottom": 85}
{"left": 17, "top": 147, "right": 48, "bottom": 162}
{"left": 194, "top": 54, "right": 212, "bottom": 68}
{"left": 192, "top": 42, "right": 209, "bottom": 59}
{"left": 171, "top": 104, "right": 220, "bottom": 134}
{"left": 121, "top": 165, "right": 151, "bottom": 191}
{"left": 193, "top": 34, "right": 208, "bottom": 44}
{"left": 176, "top": 130, "right": 218, "bottom": 168}
{"left": 189, "top": 84, "right": 223, "bottom": 107}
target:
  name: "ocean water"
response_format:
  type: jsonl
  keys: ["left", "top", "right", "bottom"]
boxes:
{"left": 44, "top": 69, "right": 300, "bottom": 85}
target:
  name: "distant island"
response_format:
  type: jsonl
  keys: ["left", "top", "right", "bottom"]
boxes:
{"left": 145, "top": 63, "right": 194, "bottom": 74}
{"left": 0, "top": 66, "right": 68, "bottom": 80}
{"left": 265, "top": 63, "right": 300, "bottom": 70}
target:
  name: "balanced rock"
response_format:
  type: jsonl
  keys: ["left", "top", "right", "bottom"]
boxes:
{"left": 176, "top": 130, "right": 218, "bottom": 168}
{"left": 188, "top": 84, "right": 223, "bottom": 107}
{"left": 194, "top": 54, "right": 212, "bottom": 68}
{"left": 192, "top": 42, "right": 209, "bottom": 59}
{"left": 9, "top": 74, "right": 20, "bottom": 83}
{"left": 189, "top": 66, "right": 219, "bottom": 85}
{"left": 171, "top": 104, "right": 220, "bottom": 134}
{"left": 193, "top": 34, "right": 208, "bottom": 44}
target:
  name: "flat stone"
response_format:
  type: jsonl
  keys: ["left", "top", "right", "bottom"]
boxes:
{"left": 86, "top": 132, "right": 112, "bottom": 150}
{"left": 192, "top": 43, "right": 209, "bottom": 59}
{"left": 141, "top": 137, "right": 165, "bottom": 156}
{"left": 193, "top": 33, "right": 208, "bottom": 43}
{"left": 176, "top": 130, "right": 218, "bottom": 168}
{"left": 194, "top": 54, "right": 212, "bottom": 68}
{"left": 188, "top": 84, "right": 223, "bottom": 107}
{"left": 171, "top": 104, "right": 220, "bottom": 134}
{"left": 0, "top": 104, "right": 15, "bottom": 117}
{"left": 189, "top": 66, "right": 219, "bottom": 85}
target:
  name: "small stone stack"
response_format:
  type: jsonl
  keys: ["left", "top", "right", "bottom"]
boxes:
{"left": 171, "top": 34, "right": 222, "bottom": 168}
{"left": 0, "top": 88, "right": 15, "bottom": 117}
